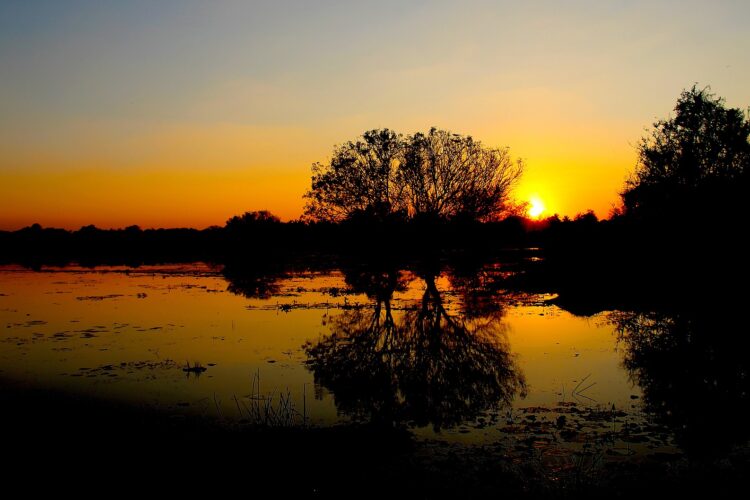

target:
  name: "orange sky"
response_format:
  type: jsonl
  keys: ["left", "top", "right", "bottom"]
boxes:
{"left": 1, "top": 1, "right": 749, "bottom": 230}
{"left": 0, "top": 108, "right": 637, "bottom": 229}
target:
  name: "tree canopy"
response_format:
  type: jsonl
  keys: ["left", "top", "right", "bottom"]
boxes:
{"left": 225, "top": 210, "right": 280, "bottom": 229}
{"left": 304, "top": 129, "right": 407, "bottom": 222}
{"left": 621, "top": 86, "right": 750, "bottom": 220}
{"left": 304, "top": 128, "right": 523, "bottom": 223}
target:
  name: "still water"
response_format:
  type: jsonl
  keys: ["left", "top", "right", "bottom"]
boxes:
{"left": 3, "top": 260, "right": 742, "bottom": 465}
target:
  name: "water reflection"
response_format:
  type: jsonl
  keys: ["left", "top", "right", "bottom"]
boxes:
{"left": 2, "top": 258, "right": 738, "bottom": 460}
{"left": 221, "top": 260, "right": 286, "bottom": 299}
{"left": 303, "top": 266, "right": 527, "bottom": 431}
{"left": 611, "top": 306, "right": 750, "bottom": 458}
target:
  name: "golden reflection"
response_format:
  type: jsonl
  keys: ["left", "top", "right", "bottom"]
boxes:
{"left": 0, "top": 263, "right": 648, "bottom": 434}
{"left": 303, "top": 268, "right": 526, "bottom": 430}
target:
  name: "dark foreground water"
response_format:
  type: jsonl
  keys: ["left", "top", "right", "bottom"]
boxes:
{"left": 1, "top": 259, "right": 748, "bottom": 491}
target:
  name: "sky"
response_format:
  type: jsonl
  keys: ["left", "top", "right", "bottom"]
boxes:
{"left": 1, "top": 0, "right": 749, "bottom": 229}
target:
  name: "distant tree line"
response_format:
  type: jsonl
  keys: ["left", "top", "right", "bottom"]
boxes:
{"left": 0, "top": 215, "right": 541, "bottom": 267}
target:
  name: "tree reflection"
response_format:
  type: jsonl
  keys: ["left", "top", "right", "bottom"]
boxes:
{"left": 221, "top": 260, "right": 286, "bottom": 299}
{"left": 446, "top": 261, "right": 516, "bottom": 320}
{"left": 304, "top": 267, "right": 526, "bottom": 431}
{"left": 611, "top": 308, "right": 750, "bottom": 458}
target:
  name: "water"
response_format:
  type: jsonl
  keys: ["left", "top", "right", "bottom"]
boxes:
{"left": 2, "top": 260, "right": 743, "bottom": 466}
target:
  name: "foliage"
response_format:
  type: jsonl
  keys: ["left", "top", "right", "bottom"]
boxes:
{"left": 402, "top": 128, "right": 523, "bottom": 222}
{"left": 225, "top": 210, "right": 281, "bottom": 230}
{"left": 305, "top": 128, "right": 523, "bottom": 222}
{"left": 304, "top": 129, "right": 407, "bottom": 222}
{"left": 622, "top": 86, "right": 750, "bottom": 218}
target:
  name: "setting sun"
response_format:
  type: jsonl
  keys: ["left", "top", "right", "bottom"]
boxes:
{"left": 528, "top": 196, "right": 546, "bottom": 219}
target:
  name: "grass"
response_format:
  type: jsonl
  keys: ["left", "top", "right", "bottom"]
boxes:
{"left": 222, "top": 370, "right": 306, "bottom": 427}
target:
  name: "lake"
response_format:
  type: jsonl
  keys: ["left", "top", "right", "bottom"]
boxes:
{"left": 2, "top": 258, "right": 745, "bottom": 477}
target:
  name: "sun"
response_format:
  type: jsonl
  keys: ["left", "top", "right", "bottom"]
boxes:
{"left": 528, "top": 196, "right": 545, "bottom": 219}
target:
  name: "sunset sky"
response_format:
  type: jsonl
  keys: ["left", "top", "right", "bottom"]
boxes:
{"left": 2, "top": 0, "right": 749, "bottom": 229}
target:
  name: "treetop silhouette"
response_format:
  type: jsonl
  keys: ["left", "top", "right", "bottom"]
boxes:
{"left": 622, "top": 86, "right": 750, "bottom": 220}
{"left": 304, "top": 127, "right": 523, "bottom": 223}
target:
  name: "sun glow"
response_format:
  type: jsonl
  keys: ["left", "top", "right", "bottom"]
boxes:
{"left": 528, "top": 196, "right": 545, "bottom": 219}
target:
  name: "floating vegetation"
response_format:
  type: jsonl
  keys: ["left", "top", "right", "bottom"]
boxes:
{"left": 183, "top": 360, "right": 207, "bottom": 375}
{"left": 10, "top": 319, "right": 48, "bottom": 327}
{"left": 76, "top": 294, "right": 124, "bottom": 301}
{"left": 63, "top": 359, "right": 180, "bottom": 378}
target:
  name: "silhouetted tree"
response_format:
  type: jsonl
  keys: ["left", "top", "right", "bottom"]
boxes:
{"left": 402, "top": 128, "right": 523, "bottom": 221}
{"left": 305, "top": 128, "right": 523, "bottom": 223}
{"left": 225, "top": 210, "right": 281, "bottom": 230}
{"left": 223, "top": 210, "right": 284, "bottom": 256}
{"left": 622, "top": 86, "right": 750, "bottom": 219}
{"left": 304, "top": 129, "right": 407, "bottom": 222}
{"left": 573, "top": 210, "right": 598, "bottom": 224}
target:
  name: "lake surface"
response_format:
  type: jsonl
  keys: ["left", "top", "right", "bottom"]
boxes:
{"left": 2, "top": 259, "right": 744, "bottom": 470}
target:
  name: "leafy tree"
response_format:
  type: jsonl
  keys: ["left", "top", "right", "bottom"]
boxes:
{"left": 304, "top": 129, "right": 407, "bottom": 222}
{"left": 304, "top": 128, "right": 523, "bottom": 223}
{"left": 622, "top": 86, "right": 750, "bottom": 219}
{"left": 225, "top": 210, "right": 280, "bottom": 230}
{"left": 224, "top": 211, "right": 282, "bottom": 252}
{"left": 401, "top": 128, "right": 523, "bottom": 221}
